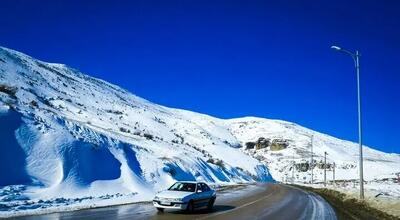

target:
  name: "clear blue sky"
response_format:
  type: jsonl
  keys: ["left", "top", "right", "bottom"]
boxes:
{"left": 1, "top": 0, "right": 399, "bottom": 153}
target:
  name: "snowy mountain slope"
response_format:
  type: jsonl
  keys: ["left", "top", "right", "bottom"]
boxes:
{"left": 0, "top": 46, "right": 399, "bottom": 216}
{"left": 0, "top": 46, "right": 272, "bottom": 216}
{"left": 228, "top": 117, "right": 400, "bottom": 183}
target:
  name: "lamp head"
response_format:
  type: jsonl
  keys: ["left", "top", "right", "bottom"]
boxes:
{"left": 331, "top": 45, "right": 341, "bottom": 51}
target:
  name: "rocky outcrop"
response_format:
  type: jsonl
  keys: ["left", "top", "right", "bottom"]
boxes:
{"left": 316, "top": 161, "right": 333, "bottom": 169}
{"left": 295, "top": 162, "right": 310, "bottom": 172}
{"left": 270, "top": 139, "right": 289, "bottom": 151}
{"left": 245, "top": 137, "right": 289, "bottom": 151}
{"left": 245, "top": 142, "right": 256, "bottom": 149}
{"left": 255, "top": 137, "right": 270, "bottom": 150}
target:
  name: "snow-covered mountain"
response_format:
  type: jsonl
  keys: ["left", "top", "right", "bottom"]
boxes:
{"left": 0, "top": 46, "right": 399, "bottom": 216}
{"left": 229, "top": 117, "right": 400, "bottom": 183}
{"left": 0, "top": 46, "right": 272, "bottom": 216}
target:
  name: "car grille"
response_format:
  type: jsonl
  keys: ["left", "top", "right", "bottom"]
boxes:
{"left": 159, "top": 198, "right": 175, "bottom": 202}
{"left": 155, "top": 198, "right": 183, "bottom": 206}
{"left": 156, "top": 201, "right": 175, "bottom": 206}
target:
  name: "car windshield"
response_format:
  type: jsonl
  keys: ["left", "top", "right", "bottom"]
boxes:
{"left": 168, "top": 182, "right": 196, "bottom": 192}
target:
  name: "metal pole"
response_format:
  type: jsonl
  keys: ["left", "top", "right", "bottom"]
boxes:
{"left": 333, "top": 162, "right": 335, "bottom": 186}
{"left": 331, "top": 46, "right": 364, "bottom": 199}
{"left": 311, "top": 135, "right": 314, "bottom": 184}
{"left": 324, "top": 152, "right": 327, "bottom": 187}
{"left": 356, "top": 51, "right": 364, "bottom": 199}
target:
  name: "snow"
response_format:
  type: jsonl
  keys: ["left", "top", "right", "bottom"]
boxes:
{"left": 0, "top": 46, "right": 272, "bottom": 217}
{"left": 0, "top": 46, "right": 398, "bottom": 217}
{"left": 0, "top": 104, "right": 9, "bottom": 113}
{"left": 305, "top": 192, "right": 336, "bottom": 220}
{"left": 228, "top": 117, "right": 400, "bottom": 184}
{"left": 303, "top": 179, "right": 400, "bottom": 217}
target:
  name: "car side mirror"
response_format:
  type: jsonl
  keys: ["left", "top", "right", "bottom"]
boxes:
{"left": 197, "top": 189, "right": 202, "bottom": 193}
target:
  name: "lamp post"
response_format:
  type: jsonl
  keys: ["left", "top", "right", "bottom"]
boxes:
{"left": 331, "top": 45, "right": 364, "bottom": 200}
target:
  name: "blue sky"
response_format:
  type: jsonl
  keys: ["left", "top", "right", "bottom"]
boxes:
{"left": 0, "top": 0, "right": 399, "bottom": 153}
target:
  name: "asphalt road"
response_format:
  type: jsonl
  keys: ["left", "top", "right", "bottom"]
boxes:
{"left": 14, "top": 184, "right": 337, "bottom": 220}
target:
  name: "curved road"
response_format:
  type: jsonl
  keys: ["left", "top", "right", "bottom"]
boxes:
{"left": 15, "top": 184, "right": 337, "bottom": 220}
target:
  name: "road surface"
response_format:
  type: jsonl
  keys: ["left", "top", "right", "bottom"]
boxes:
{"left": 15, "top": 184, "right": 337, "bottom": 220}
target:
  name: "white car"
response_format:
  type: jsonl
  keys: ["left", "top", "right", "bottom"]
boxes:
{"left": 153, "top": 181, "right": 216, "bottom": 212}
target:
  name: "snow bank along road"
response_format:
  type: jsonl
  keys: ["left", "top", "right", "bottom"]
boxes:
{"left": 14, "top": 184, "right": 337, "bottom": 220}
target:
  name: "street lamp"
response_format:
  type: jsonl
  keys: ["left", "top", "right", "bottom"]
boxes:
{"left": 331, "top": 45, "right": 364, "bottom": 199}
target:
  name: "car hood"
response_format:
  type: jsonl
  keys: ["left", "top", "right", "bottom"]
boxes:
{"left": 156, "top": 190, "right": 193, "bottom": 199}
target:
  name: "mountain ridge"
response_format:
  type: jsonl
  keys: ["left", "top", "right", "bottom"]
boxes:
{"left": 1, "top": 45, "right": 396, "bottom": 154}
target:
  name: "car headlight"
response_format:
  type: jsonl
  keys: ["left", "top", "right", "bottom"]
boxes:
{"left": 154, "top": 196, "right": 160, "bottom": 200}
{"left": 171, "top": 198, "right": 182, "bottom": 202}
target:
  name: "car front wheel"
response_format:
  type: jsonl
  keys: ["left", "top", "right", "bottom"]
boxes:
{"left": 157, "top": 208, "right": 164, "bottom": 212}
{"left": 186, "top": 200, "right": 194, "bottom": 213}
{"left": 207, "top": 197, "right": 215, "bottom": 211}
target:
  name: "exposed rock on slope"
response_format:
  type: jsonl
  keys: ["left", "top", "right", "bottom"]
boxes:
{"left": 228, "top": 118, "right": 400, "bottom": 184}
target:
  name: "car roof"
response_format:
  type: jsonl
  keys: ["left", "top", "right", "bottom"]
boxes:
{"left": 175, "top": 181, "right": 207, "bottom": 184}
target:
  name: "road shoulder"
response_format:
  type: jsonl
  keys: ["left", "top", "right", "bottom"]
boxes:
{"left": 293, "top": 185, "right": 399, "bottom": 220}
